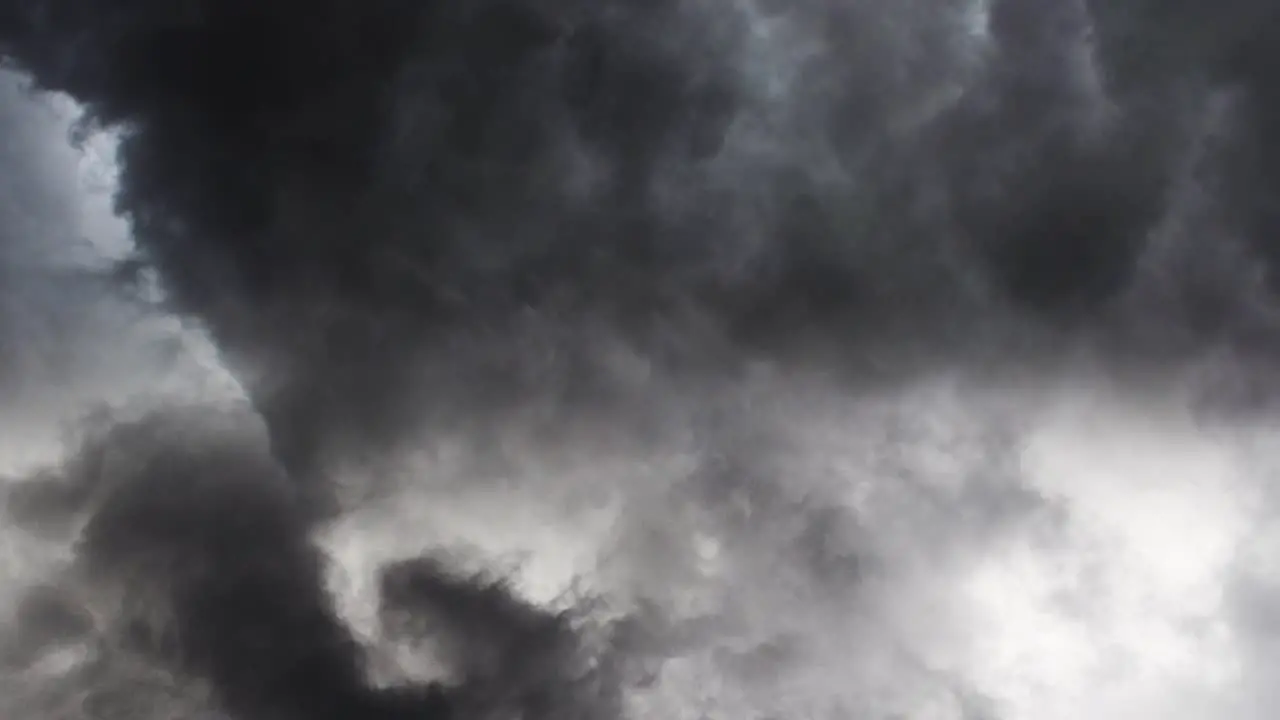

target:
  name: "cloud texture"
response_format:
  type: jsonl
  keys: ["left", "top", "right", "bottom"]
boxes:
{"left": 3, "top": 1, "right": 1280, "bottom": 718}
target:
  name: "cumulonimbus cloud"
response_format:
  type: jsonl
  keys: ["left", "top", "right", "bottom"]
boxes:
{"left": 3, "top": 1, "right": 1280, "bottom": 719}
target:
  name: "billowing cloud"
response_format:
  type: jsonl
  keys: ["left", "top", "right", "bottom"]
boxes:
{"left": 3, "top": 1, "right": 1280, "bottom": 719}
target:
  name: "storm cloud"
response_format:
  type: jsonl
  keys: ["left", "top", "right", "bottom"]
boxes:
{"left": 3, "top": 1, "right": 1280, "bottom": 719}
{"left": 4, "top": 0, "right": 1279, "bottom": 485}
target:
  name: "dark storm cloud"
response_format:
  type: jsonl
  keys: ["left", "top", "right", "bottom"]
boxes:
{"left": 5, "top": 1, "right": 1280, "bottom": 718}
{"left": 3, "top": 407, "right": 641, "bottom": 720}
{"left": 3, "top": 409, "right": 432, "bottom": 719}
{"left": 0, "top": 0, "right": 740, "bottom": 497}
{"left": 8, "top": 0, "right": 1280, "bottom": 490}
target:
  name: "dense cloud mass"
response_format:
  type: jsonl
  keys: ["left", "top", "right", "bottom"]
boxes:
{"left": 3, "top": 1, "right": 1280, "bottom": 719}
{"left": 3, "top": 0, "right": 1278, "bottom": 482}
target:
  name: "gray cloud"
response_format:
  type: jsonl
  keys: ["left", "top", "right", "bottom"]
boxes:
{"left": 3, "top": 1, "right": 1280, "bottom": 719}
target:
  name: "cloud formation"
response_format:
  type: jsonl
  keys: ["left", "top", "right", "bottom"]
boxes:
{"left": 3, "top": 1, "right": 1280, "bottom": 719}
{"left": 2, "top": 0, "right": 1277, "bottom": 483}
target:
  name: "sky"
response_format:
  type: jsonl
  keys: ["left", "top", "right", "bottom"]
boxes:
{"left": 2, "top": 1, "right": 1280, "bottom": 719}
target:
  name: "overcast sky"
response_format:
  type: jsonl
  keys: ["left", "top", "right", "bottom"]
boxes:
{"left": 0, "top": 76, "right": 1275, "bottom": 720}
{"left": 3, "top": 2, "right": 1280, "bottom": 719}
